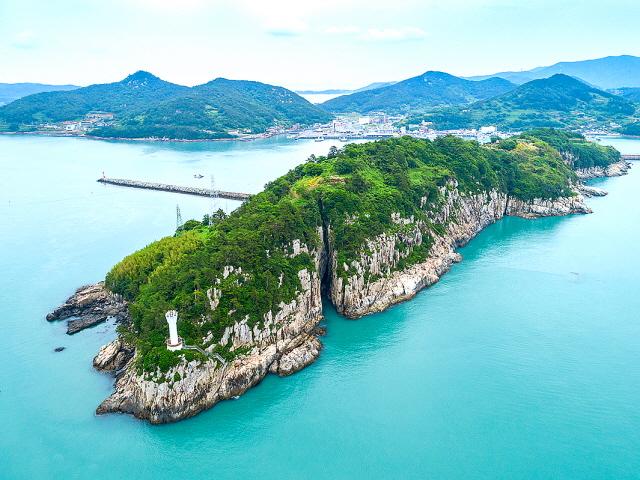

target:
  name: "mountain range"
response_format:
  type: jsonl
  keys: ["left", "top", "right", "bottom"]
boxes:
{"left": 419, "top": 74, "right": 638, "bottom": 130}
{"left": 469, "top": 55, "right": 640, "bottom": 89}
{"left": 0, "top": 83, "right": 78, "bottom": 106}
{"left": 0, "top": 71, "right": 331, "bottom": 139}
{"left": 2, "top": 54, "right": 640, "bottom": 138}
{"left": 321, "top": 71, "right": 515, "bottom": 114}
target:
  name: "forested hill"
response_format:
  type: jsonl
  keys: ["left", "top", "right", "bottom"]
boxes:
{"left": 321, "top": 71, "right": 515, "bottom": 114}
{"left": 418, "top": 74, "right": 638, "bottom": 130}
{"left": 0, "top": 71, "right": 331, "bottom": 139}
{"left": 511, "top": 128, "right": 621, "bottom": 169}
{"left": 105, "top": 131, "right": 617, "bottom": 372}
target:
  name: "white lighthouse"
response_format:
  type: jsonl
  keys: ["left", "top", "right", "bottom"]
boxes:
{"left": 165, "top": 310, "right": 183, "bottom": 351}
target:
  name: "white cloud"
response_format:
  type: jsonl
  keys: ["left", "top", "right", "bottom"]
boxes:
{"left": 361, "top": 26, "right": 427, "bottom": 41}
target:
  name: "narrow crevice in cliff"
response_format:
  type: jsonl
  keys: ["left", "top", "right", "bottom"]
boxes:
{"left": 317, "top": 197, "right": 333, "bottom": 299}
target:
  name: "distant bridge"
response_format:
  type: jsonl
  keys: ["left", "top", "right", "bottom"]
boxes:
{"left": 622, "top": 154, "right": 640, "bottom": 161}
{"left": 97, "top": 177, "right": 251, "bottom": 201}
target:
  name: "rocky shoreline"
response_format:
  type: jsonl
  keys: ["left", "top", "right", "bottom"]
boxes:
{"left": 575, "top": 159, "right": 631, "bottom": 179}
{"left": 48, "top": 161, "right": 630, "bottom": 424}
{"left": 46, "top": 282, "right": 128, "bottom": 334}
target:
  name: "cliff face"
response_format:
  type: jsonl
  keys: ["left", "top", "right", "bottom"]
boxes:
{"left": 95, "top": 230, "right": 325, "bottom": 424}
{"left": 329, "top": 182, "right": 590, "bottom": 318}
{"left": 575, "top": 159, "right": 631, "bottom": 179}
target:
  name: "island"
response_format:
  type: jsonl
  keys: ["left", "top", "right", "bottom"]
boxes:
{"left": 0, "top": 71, "right": 331, "bottom": 140}
{"left": 47, "top": 129, "right": 630, "bottom": 423}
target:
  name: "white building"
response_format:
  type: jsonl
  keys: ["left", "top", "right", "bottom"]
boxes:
{"left": 165, "top": 310, "right": 183, "bottom": 351}
{"left": 479, "top": 126, "right": 497, "bottom": 135}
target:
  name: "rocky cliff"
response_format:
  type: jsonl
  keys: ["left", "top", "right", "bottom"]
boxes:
{"left": 329, "top": 182, "right": 590, "bottom": 318}
{"left": 46, "top": 282, "right": 128, "bottom": 334}
{"left": 94, "top": 230, "right": 325, "bottom": 424}
{"left": 575, "top": 159, "right": 631, "bottom": 179}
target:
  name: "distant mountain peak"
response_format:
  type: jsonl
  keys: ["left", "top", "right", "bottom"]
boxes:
{"left": 540, "top": 73, "right": 580, "bottom": 83}
{"left": 322, "top": 70, "right": 515, "bottom": 114}
{"left": 421, "top": 70, "right": 452, "bottom": 77}
{"left": 122, "top": 70, "right": 162, "bottom": 86}
{"left": 468, "top": 55, "right": 640, "bottom": 89}
{"left": 527, "top": 74, "right": 594, "bottom": 90}
{"left": 418, "top": 71, "right": 460, "bottom": 83}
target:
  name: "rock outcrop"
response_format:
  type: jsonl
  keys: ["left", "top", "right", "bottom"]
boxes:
{"left": 576, "top": 185, "right": 608, "bottom": 198}
{"left": 505, "top": 194, "right": 591, "bottom": 218}
{"left": 93, "top": 338, "right": 135, "bottom": 372}
{"left": 575, "top": 159, "right": 631, "bottom": 179}
{"left": 47, "top": 282, "right": 128, "bottom": 334}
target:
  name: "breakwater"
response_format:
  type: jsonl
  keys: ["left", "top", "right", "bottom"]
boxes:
{"left": 97, "top": 177, "right": 251, "bottom": 200}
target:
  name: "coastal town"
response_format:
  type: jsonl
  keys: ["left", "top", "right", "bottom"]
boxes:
{"left": 10, "top": 107, "right": 621, "bottom": 144}
{"left": 287, "top": 112, "right": 511, "bottom": 143}
{"left": 280, "top": 112, "right": 618, "bottom": 143}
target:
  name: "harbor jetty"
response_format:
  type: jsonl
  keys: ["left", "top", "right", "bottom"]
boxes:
{"left": 97, "top": 177, "right": 251, "bottom": 201}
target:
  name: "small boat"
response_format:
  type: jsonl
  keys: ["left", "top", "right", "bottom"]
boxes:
{"left": 194, "top": 174, "right": 204, "bottom": 179}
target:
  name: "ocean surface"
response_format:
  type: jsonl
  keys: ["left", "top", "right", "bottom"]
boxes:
{"left": 0, "top": 135, "right": 639, "bottom": 479}
{"left": 297, "top": 92, "right": 345, "bottom": 104}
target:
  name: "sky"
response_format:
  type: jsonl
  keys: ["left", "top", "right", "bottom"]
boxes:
{"left": 1, "top": 0, "right": 639, "bottom": 90}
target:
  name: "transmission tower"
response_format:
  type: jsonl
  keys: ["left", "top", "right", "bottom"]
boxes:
{"left": 176, "top": 204, "right": 183, "bottom": 230}
{"left": 210, "top": 174, "right": 219, "bottom": 220}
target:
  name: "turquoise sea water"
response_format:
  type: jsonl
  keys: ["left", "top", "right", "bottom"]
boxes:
{"left": 0, "top": 135, "right": 639, "bottom": 479}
